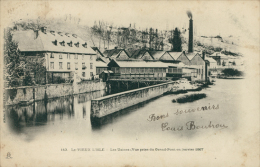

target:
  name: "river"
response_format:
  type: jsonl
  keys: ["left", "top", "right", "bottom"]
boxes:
{"left": 3, "top": 78, "right": 249, "bottom": 166}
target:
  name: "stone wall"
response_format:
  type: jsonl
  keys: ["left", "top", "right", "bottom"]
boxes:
{"left": 91, "top": 81, "right": 177, "bottom": 118}
{"left": 4, "top": 81, "right": 106, "bottom": 105}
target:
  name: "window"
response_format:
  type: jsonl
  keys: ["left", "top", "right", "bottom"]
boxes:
{"left": 75, "top": 62, "right": 78, "bottom": 70}
{"left": 74, "top": 54, "right": 78, "bottom": 59}
{"left": 59, "top": 54, "right": 63, "bottom": 59}
{"left": 163, "top": 68, "right": 166, "bottom": 73}
{"left": 121, "top": 68, "right": 125, "bottom": 74}
{"left": 67, "top": 53, "right": 70, "bottom": 59}
{"left": 90, "top": 55, "right": 93, "bottom": 60}
{"left": 82, "top": 72, "right": 85, "bottom": 77}
{"left": 82, "top": 62, "right": 86, "bottom": 69}
{"left": 50, "top": 62, "right": 54, "bottom": 69}
{"left": 136, "top": 68, "right": 139, "bottom": 73}
{"left": 59, "top": 62, "right": 63, "bottom": 69}
{"left": 90, "top": 63, "right": 93, "bottom": 69}
{"left": 126, "top": 68, "right": 130, "bottom": 74}
{"left": 131, "top": 68, "right": 136, "bottom": 74}
{"left": 67, "top": 62, "right": 70, "bottom": 70}
{"left": 50, "top": 53, "right": 54, "bottom": 58}
{"left": 90, "top": 72, "right": 93, "bottom": 77}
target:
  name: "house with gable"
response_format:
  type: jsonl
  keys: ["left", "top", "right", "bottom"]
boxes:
{"left": 167, "top": 51, "right": 190, "bottom": 65}
{"left": 186, "top": 52, "right": 209, "bottom": 81}
{"left": 103, "top": 47, "right": 130, "bottom": 60}
{"left": 129, "top": 49, "right": 153, "bottom": 60}
{"left": 12, "top": 27, "right": 97, "bottom": 84}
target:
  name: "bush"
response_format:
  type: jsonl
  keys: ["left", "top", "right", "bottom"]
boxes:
{"left": 222, "top": 68, "right": 243, "bottom": 76}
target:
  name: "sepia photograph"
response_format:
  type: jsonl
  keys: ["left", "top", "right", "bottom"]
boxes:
{"left": 0, "top": 1, "right": 259, "bottom": 166}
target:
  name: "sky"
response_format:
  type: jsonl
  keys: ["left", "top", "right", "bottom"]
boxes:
{"left": 1, "top": 1, "right": 259, "bottom": 43}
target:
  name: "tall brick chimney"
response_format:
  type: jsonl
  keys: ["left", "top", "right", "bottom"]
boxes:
{"left": 188, "top": 18, "right": 193, "bottom": 53}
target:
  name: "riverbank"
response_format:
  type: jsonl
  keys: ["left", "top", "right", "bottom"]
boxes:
{"left": 4, "top": 80, "right": 106, "bottom": 106}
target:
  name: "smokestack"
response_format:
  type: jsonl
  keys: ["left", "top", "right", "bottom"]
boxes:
{"left": 202, "top": 51, "right": 205, "bottom": 60}
{"left": 187, "top": 10, "right": 193, "bottom": 53}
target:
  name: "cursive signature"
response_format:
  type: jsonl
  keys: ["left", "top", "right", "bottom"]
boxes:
{"left": 161, "top": 121, "right": 228, "bottom": 131}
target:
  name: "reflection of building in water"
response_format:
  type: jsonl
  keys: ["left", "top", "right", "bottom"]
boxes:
{"left": 6, "top": 90, "right": 106, "bottom": 133}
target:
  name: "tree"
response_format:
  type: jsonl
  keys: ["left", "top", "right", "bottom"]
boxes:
{"left": 169, "top": 28, "right": 182, "bottom": 52}
{"left": 4, "top": 28, "right": 26, "bottom": 87}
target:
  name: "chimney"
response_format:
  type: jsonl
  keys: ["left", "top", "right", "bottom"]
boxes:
{"left": 72, "top": 34, "right": 77, "bottom": 38}
{"left": 188, "top": 18, "right": 193, "bottom": 52}
{"left": 41, "top": 26, "right": 47, "bottom": 34}
{"left": 202, "top": 51, "right": 206, "bottom": 60}
{"left": 34, "top": 30, "right": 39, "bottom": 39}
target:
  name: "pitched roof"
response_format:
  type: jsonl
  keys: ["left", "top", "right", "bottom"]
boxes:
{"left": 91, "top": 47, "right": 104, "bottom": 57}
{"left": 103, "top": 49, "right": 127, "bottom": 59}
{"left": 186, "top": 52, "right": 200, "bottom": 60}
{"left": 12, "top": 30, "right": 96, "bottom": 54}
{"left": 205, "top": 57, "right": 217, "bottom": 63}
{"left": 148, "top": 51, "right": 166, "bottom": 60}
{"left": 97, "top": 56, "right": 110, "bottom": 64}
{"left": 167, "top": 52, "right": 183, "bottom": 60}
{"left": 96, "top": 60, "right": 108, "bottom": 67}
{"left": 130, "top": 49, "right": 149, "bottom": 59}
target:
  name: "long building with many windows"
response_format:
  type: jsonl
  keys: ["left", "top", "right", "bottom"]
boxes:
{"left": 13, "top": 27, "right": 97, "bottom": 83}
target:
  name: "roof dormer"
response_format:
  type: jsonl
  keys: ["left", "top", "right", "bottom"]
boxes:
{"left": 75, "top": 42, "right": 79, "bottom": 47}
{"left": 82, "top": 42, "right": 87, "bottom": 48}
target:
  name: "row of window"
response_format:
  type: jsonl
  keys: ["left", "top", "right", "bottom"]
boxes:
{"left": 111, "top": 67, "right": 168, "bottom": 74}
{"left": 82, "top": 72, "right": 94, "bottom": 77}
{"left": 50, "top": 62, "right": 93, "bottom": 70}
{"left": 50, "top": 53, "right": 93, "bottom": 60}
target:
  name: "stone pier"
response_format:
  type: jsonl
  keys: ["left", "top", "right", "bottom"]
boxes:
{"left": 91, "top": 81, "right": 178, "bottom": 118}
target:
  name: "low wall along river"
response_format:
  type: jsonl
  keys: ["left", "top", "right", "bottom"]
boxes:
{"left": 4, "top": 80, "right": 106, "bottom": 105}
{"left": 91, "top": 81, "right": 177, "bottom": 118}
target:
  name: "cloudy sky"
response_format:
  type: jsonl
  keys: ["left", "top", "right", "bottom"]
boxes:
{"left": 1, "top": 1, "right": 259, "bottom": 42}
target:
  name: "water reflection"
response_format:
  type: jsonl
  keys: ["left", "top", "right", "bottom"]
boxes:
{"left": 6, "top": 90, "right": 106, "bottom": 134}
{"left": 5, "top": 79, "right": 242, "bottom": 141}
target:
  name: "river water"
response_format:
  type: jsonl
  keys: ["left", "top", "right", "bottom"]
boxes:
{"left": 3, "top": 78, "right": 250, "bottom": 166}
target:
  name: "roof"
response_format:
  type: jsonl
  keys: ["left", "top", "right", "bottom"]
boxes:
{"left": 130, "top": 49, "right": 150, "bottom": 59}
{"left": 148, "top": 51, "right": 166, "bottom": 60}
{"left": 205, "top": 57, "right": 217, "bottom": 63}
{"left": 95, "top": 60, "right": 108, "bottom": 67}
{"left": 97, "top": 56, "right": 110, "bottom": 64}
{"left": 185, "top": 52, "right": 200, "bottom": 60}
{"left": 167, "top": 52, "right": 183, "bottom": 60}
{"left": 91, "top": 47, "right": 105, "bottom": 57}
{"left": 12, "top": 30, "right": 96, "bottom": 54}
{"left": 108, "top": 60, "right": 183, "bottom": 68}
{"left": 103, "top": 48, "right": 129, "bottom": 59}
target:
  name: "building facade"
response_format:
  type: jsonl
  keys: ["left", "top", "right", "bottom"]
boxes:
{"left": 13, "top": 27, "right": 97, "bottom": 84}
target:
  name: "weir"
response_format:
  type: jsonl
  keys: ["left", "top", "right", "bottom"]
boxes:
{"left": 90, "top": 81, "right": 178, "bottom": 118}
